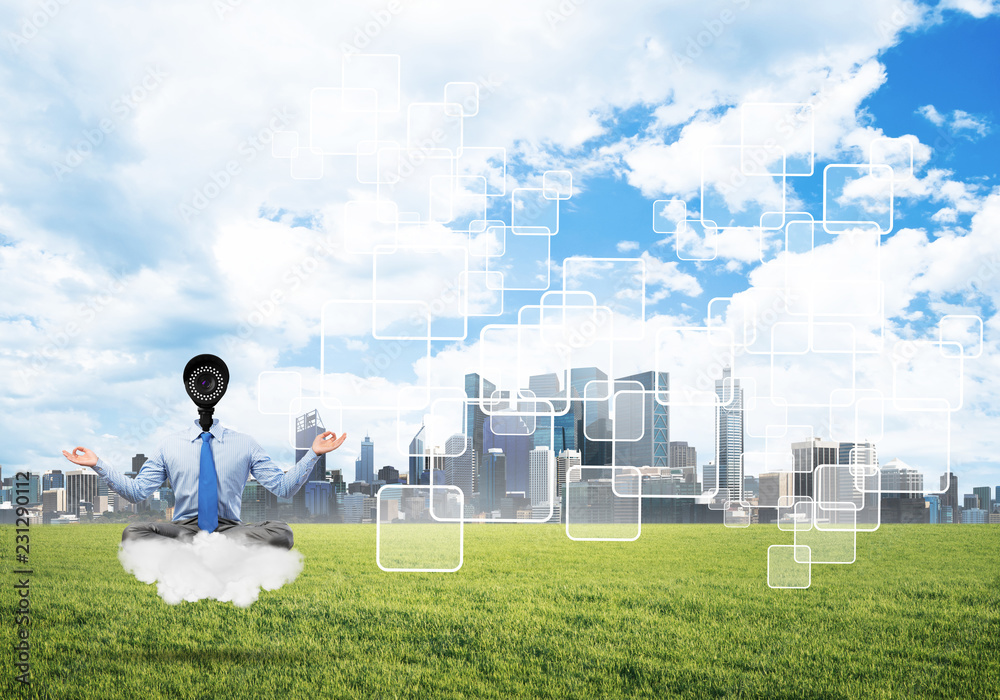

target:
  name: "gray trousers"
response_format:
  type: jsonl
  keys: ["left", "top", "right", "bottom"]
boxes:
{"left": 121, "top": 516, "right": 294, "bottom": 549}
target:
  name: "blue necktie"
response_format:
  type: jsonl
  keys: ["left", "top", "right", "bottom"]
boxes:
{"left": 198, "top": 432, "right": 219, "bottom": 532}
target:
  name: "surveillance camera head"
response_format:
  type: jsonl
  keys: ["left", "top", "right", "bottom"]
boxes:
{"left": 183, "top": 354, "right": 229, "bottom": 431}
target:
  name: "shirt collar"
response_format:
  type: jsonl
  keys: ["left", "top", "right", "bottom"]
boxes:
{"left": 189, "top": 418, "right": 225, "bottom": 443}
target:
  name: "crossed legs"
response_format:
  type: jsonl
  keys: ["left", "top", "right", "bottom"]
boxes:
{"left": 121, "top": 517, "right": 294, "bottom": 549}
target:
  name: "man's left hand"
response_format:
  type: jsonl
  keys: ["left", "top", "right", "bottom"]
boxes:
{"left": 312, "top": 431, "right": 348, "bottom": 455}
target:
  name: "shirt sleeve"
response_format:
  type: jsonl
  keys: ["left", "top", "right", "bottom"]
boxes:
{"left": 92, "top": 450, "right": 166, "bottom": 503}
{"left": 249, "top": 440, "right": 321, "bottom": 498}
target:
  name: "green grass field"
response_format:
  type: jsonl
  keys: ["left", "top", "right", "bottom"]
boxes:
{"left": 2, "top": 524, "right": 998, "bottom": 699}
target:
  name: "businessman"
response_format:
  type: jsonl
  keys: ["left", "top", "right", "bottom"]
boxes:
{"left": 62, "top": 420, "right": 347, "bottom": 549}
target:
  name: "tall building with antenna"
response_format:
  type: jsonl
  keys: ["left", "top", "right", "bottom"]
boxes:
{"left": 715, "top": 366, "right": 744, "bottom": 500}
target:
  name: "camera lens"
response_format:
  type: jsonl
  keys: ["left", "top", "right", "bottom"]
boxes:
{"left": 183, "top": 354, "right": 229, "bottom": 408}
{"left": 194, "top": 370, "right": 217, "bottom": 395}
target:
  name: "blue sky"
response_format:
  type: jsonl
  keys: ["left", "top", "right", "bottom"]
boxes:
{"left": 2, "top": 0, "right": 999, "bottom": 497}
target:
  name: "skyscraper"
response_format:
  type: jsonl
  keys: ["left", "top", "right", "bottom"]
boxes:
{"left": 571, "top": 366, "right": 609, "bottom": 428}
{"left": 23, "top": 473, "right": 41, "bottom": 505}
{"left": 972, "top": 487, "right": 991, "bottom": 514}
{"left": 716, "top": 367, "right": 744, "bottom": 499}
{"left": 838, "top": 442, "right": 877, "bottom": 469}
{"left": 758, "top": 471, "right": 795, "bottom": 508}
{"left": 356, "top": 434, "right": 374, "bottom": 483}
{"left": 304, "top": 481, "right": 334, "bottom": 519}
{"left": 556, "top": 449, "right": 581, "bottom": 508}
{"left": 528, "top": 446, "right": 553, "bottom": 506}
{"left": 791, "top": 438, "right": 838, "bottom": 500}
{"left": 552, "top": 405, "right": 578, "bottom": 455}
{"left": 343, "top": 493, "right": 365, "bottom": 523}
{"left": 66, "top": 470, "right": 100, "bottom": 516}
{"left": 528, "top": 372, "right": 562, "bottom": 452}
{"left": 295, "top": 410, "right": 327, "bottom": 482}
{"left": 377, "top": 466, "right": 399, "bottom": 484}
{"left": 925, "top": 494, "right": 940, "bottom": 524}
{"left": 613, "top": 371, "right": 669, "bottom": 470}
{"left": 670, "top": 441, "right": 697, "bottom": 469}
{"left": 480, "top": 448, "right": 507, "bottom": 513}
{"left": 572, "top": 367, "right": 611, "bottom": 466}
{"left": 444, "top": 433, "right": 475, "bottom": 501}
{"left": 483, "top": 412, "right": 532, "bottom": 495}
{"left": 43, "top": 470, "right": 64, "bottom": 491}
{"left": 961, "top": 508, "right": 987, "bottom": 524}
{"left": 408, "top": 424, "right": 426, "bottom": 487}
{"left": 940, "top": 473, "right": 959, "bottom": 523}
{"left": 465, "top": 372, "right": 497, "bottom": 470}
{"left": 42, "top": 488, "right": 67, "bottom": 514}
{"left": 880, "top": 458, "right": 924, "bottom": 497}
{"left": 702, "top": 462, "right": 717, "bottom": 492}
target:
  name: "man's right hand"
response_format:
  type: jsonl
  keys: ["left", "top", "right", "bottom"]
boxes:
{"left": 62, "top": 446, "right": 98, "bottom": 468}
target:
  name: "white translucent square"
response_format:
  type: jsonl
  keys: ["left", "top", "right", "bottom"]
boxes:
{"left": 823, "top": 164, "right": 893, "bottom": 234}
{"left": 485, "top": 230, "right": 550, "bottom": 291}
{"left": 939, "top": 314, "right": 983, "bottom": 359}
{"left": 869, "top": 137, "right": 913, "bottom": 180}
{"left": 377, "top": 485, "right": 463, "bottom": 572}
{"left": 724, "top": 501, "right": 752, "bottom": 528}
{"left": 767, "top": 545, "right": 811, "bottom": 589}
{"left": 542, "top": 170, "right": 573, "bottom": 199}
{"left": 794, "top": 501, "right": 855, "bottom": 564}
{"left": 777, "top": 496, "right": 812, "bottom": 531}
{"left": 675, "top": 218, "right": 719, "bottom": 261}
{"left": 652, "top": 199, "right": 686, "bottom": 234}
{"left": 566, "top": 466, "right": 640, "bottom": 541}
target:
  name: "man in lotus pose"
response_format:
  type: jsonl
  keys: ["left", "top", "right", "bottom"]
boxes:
{"left": 63, "top": 421, "right": 346, "bottom": 549}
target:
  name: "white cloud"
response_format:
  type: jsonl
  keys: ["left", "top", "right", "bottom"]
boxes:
{"left": 118, "top": 532, "right": 304, "bottom": 607}
{"left": 639, "top": 250, "right": 703, "bottom": 300}
{"left": 937, "top": 0, "right": 1000, "bottom": 18}
{"left": 616, "top": 240, "right": 640, "bottom": 252}
{"left": 950, "top": 109, "right": 991, "bottom": 137}
{"left": 917, "top": 104, "right": 946, "bottom": 126}
{"left": 917, "top": 105, "right": 992, "bottom": 138}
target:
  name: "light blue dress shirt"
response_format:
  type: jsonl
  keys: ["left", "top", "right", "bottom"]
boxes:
{"left": 93, "top": 418, "right": 320, "bottom": 522}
